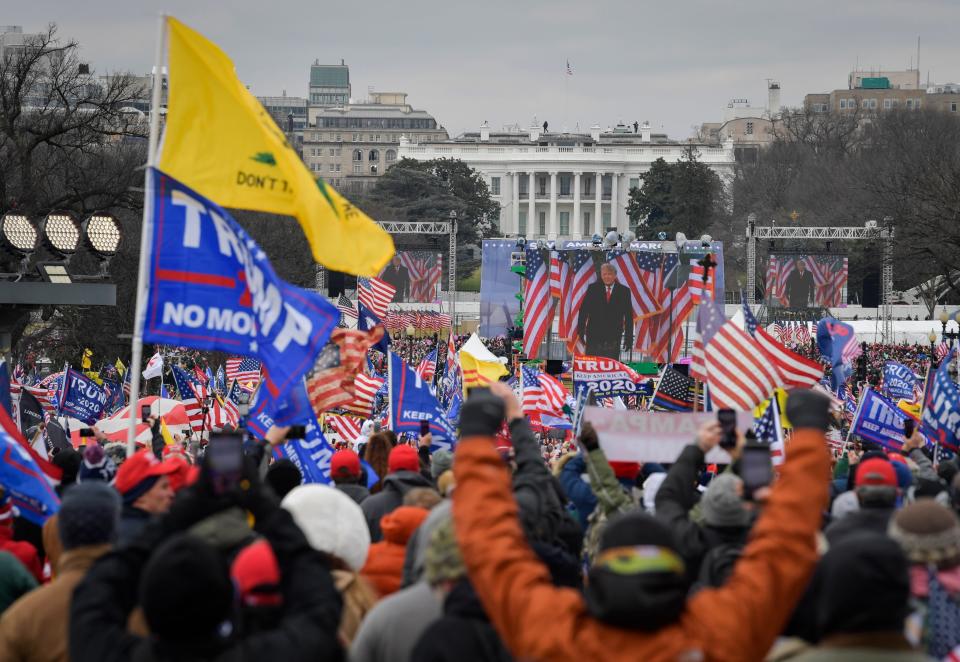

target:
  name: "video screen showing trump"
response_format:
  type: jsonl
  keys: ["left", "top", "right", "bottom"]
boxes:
{"left": 378, "top": 251, "right": 443, "bottom": 303}
{"left": 521, "top": 243, "right": 722, "bottom": 362}
{"left": 765, "top": 254, "right": 848, "bottom": 308}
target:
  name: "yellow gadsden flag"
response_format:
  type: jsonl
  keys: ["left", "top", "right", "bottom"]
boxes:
{"left": 159, "top": 17, "right": 394, "bottom": 276}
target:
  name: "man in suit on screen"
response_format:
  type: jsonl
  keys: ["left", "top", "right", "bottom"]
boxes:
{"left": 380, "top": 255, "right": 410, "bottom": 301}
{"left": 786, "top": 257, "right": 815, "bottom": 308}
{"left": 577, "top": 262, "right": 633, "bottom": 359}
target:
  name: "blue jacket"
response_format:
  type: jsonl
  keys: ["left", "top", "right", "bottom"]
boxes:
{"left": 558, "top": 454, "right": 597, "bottom": 530}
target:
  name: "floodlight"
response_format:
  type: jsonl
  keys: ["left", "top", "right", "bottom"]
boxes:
{"left": 515, "top": 237, "right": 526, "bottom": 249}
{"left": 603, "top": 231, "right": 619, "bottom": 248}
{"left": 591, "top": 233, "right": 602, "bottom": 247}
{"left": 674, "top": 232, "right": 687, "bottom": 249}
{"left": 621, "top": 230, "right": 636, "bottom": 244}
{"left": 42, "top": 212, "right": 81, "bottom": 255}
{"left": 657, "top": 232, "right": 668, "bottom": 241}
{"left": 1, "top": 213, "right": 38, "bottom": 255}
{"left": 83, "top": 213, "right": 122, "bottom": 257}
{"left": 700, "top": 234, "right": 712, "bottom": 247}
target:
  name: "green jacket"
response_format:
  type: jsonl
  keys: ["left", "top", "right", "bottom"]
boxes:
{"left": 0, "top": 551, "right": 37, "bottom": 615}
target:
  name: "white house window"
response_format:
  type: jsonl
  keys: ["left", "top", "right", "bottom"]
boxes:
{"left": 491, "top": 177, "right": 501, "bottom": 196}
{"left": 582, "top": 211, "right": 591, "bottom": 236}
{"left": 559, "top": 211, "right": 570, "bottom": 236}
{"left": 538, "top": 211, "right": 547, "bottom": 236}
{"left": 538, "top": 177, "right": 547, "bottom": 196}
{"left": 629, "top": 178, "right": 639, "bottom": 190}
{"left": 386, "top": 149, "right": 397, "bottom": 162}
{"left": 353, "top": 149, "right": 363, "bottom": 161}
{"left": 559, "top": 175, "right": 571, "bottom": 196}
{"left": 353, "top": 164, "right": 362, "bottom": 174}
{"left": 518, "top": 210, "right": 527, "bottom": 236}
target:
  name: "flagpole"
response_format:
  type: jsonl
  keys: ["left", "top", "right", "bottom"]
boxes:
{"left": 387, "top": 351, "right": 393, "bottom": 432}
{"left": 842, "top": 385, "right": 867, "bottom": 454}
{"left": 126, "top": 14, "right": 167, "bottom": 456}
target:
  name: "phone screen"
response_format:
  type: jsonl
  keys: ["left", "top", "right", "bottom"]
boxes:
{"left": 903, "top": 417, "right": 915, "bottom": 439}
{"left": 207, "top": 433, "right": 244, "bottom": 494}
{"left": 740, "top": 444, "right": 773, "bottom": 496}
{"left": 718, "top": 409, "right": 737, "bottom": 449}
{"left": 141, "top": 405, "right": 151, "bottom": 422}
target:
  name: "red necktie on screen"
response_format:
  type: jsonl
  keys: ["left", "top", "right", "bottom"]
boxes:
{"left": 605, "top": 286, "right": 611, "bottom": 303}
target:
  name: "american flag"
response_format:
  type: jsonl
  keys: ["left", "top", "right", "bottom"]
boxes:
{"left": 337, "top": 294, "right": 358, "bottom": 320}
{"left": 224, "top": 380, "right": 243, "bottom": 421}
{"left": 936, "top": 342, "right": 951, "bottom": 361}
{"left": 744, "top": 302, "right": 824, "bottom": 389}
{"left": 651, "top": 366, "right": 695, "bottom": 411}
{"left": 631, "top": 252, "right": 695, "bottom": 362}
{"left": 398, "top": 252, "right": 443, "bottom": 303}
{"left": 307, "top": 328, "right": 383, "bottom": 414}
{"left": 11, "top": 381, "right": 57, "bottom": 415}
{"left": 206, "top": 394, "right": 239, "bottom": 430}
{"left": 610, "top": 250, "right": 662, "bottom": 319}
{"left": 326, "top": 414, "right": 363, "bottom": 443}
{"left": 559, "top": 250, "right": 597, "bottom": 352}
{"left": 416, "top": 349, "right": 437, "bottom": 382}
{"left": 772, "top": 322, "right": 791, "bottom": 345}
{"left": 521, "top": 365, "right": 567, "bottom": 416}
{"left": 688, "top": 255, "right": 714, "bottom": 304}
{"left": 705, "top": 316, "right": 783, "bottom": 411}
{"left": 522, "top": 247, "right": 556, "bottom": 359}
{"left": 549, "top": 251, "right": 564, "bottom": 300}
{"left": 340, "top": 373, "right": 384, "bottom": 417}
{"left": 794, "top": 322, "right": 812, "bottom": 345}
{"left": 214, "top": 364, "right": 226, "bottom": 395}
{"left": 690, "top": 296, "right": 725, "bottom": 383}
{"left": 753, "top": 397, "right": 785, "bottom": 465}
{"left": 122, "top": 368, "right": 131, "bottom": 401}
{"left": 171, "top": 365, "right": 206, "bottom": 433}
{"left": 442, "top": 331, "right": 460, "bottom": 403}
{"left": 225, "top": 357, "right": 261, "bottom": 386}
{"left": 358, "top": 276, "right": 396, "bottom": 320}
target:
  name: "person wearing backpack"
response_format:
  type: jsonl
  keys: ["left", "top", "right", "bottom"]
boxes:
{"left": 654, "top": 422, "right": 754, "bottom": 586}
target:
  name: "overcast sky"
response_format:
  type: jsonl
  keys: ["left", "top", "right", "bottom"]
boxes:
{"left": 11, "top": 1, "right": 959, "bottom": 138}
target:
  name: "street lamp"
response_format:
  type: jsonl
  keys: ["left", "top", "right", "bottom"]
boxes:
{"left": 929, "top": 329, "right": 939, "bottom": 367}
{"left": 939, "top": 309, "right": 960, "bottom": 348}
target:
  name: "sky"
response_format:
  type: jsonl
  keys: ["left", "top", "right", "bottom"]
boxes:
{"left": 10, "top": 0, "right": 959, "bottom": 139}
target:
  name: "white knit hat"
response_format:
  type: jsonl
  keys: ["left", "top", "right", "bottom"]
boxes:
{"left": 281, "top": 484, "right": 371, "bottom": 571}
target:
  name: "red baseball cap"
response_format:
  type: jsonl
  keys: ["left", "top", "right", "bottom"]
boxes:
{"left": 330, "top": 449, "right": 361, "bottom": 479}
{"left": 231, "top": 539, "right": 282, "bottom": 607}
{"left": 388, "top": 445, "right": 420, "bottom": 473}
{"left": 114, "top": 449, "right": 178, "bottom": 496}
{"left": 855, "top": 458, "right": 897, "bottom": 488}
{"left": 609, "top": 461, "right": 641, "bottom": 481}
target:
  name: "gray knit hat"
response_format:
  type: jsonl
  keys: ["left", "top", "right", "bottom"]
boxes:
{"left": 430, "top": 450, "right": 454, "bottom": 481}
{"left": 888, "top": 498, "right": 960, "bottom": 567}
{"left": 425, "top": 516, "right": 465, "bottom": 586}
{"left": 701, "top": 474, "right": 750, "bottom": 528}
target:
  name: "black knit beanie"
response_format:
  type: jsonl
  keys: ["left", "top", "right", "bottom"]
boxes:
{"left": 140, "top": 533, "right": 233, "bottom": 642}
{"left": 58, "top": 482, "right": 121, "bottom": 550}
{"left": 265, "top": 459, "right": 302, "bottom": 500}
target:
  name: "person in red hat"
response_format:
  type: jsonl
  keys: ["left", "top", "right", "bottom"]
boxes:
{"left": 825, "top": 456, "right": 898, "bottom": 545}
{"left": 331, "top": 449, "right": 369, "bottom": 505}
{"left": 113, "top": 449, "right": 178, "bottom": 545}
{"left": 361, "top": 445, "right": 432, "bottom": 541}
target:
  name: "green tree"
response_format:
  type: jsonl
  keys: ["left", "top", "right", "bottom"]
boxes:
{"left": 358, "top": 158, "right": 498, "bottom": 280}
{"left": 626, "top": 148, "right": 722, "bottom": 239}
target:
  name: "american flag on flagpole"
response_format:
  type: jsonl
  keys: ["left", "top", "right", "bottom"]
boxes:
{"left": 337, "top": 294, "right": 358, "bottom": 320}
{"left": 690, "top": 297, "right": 725, "bottom": 383}
{"left": 521, "top": 365, "right": 567, "bottom": 416}
{"left": 171, "top": 365, "right": 206, "bottom": 434}
{"left": 522, "top": 247, "right": 556, "bottom": 359}
{"left": 705, "top": 319, "right": 783, "bottom": 411}
{"left": 326, "top": 414, "right": 363, "bottom": 443}
{"left": 745, "top": 301, "right": 822, "bottom": 388}
{"left": 688, "top": 256, "right": 713, "bottom": 304}
{"left": 549, "top": 251, "right": 564, "bottom": 300}
{"left": 358, "top": 276, "right": 396, "bottom": 320}
{"left": 397, "top": 252, "right": 443, "bottom": 303}
{"left": 753, "top": 397, "right": 786, "bottom": 466}
{"left": 340, "top": 373, "right": 385, "bottom": 417}
{"left": 651, "top": 367, "right": 695, "bottom": 412}
{"left": 416, "top": 349, "right": 438, "bottom": 382}
{"left": 225, "top": 357, "right": 261, "bottom": 386}
{"left": 795, "top": 322, "right": 811, "bottom": 345}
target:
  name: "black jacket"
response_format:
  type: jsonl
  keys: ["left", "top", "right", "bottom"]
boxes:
{"left": 410, "top": 580, "right": 513, "bottom": 662}
{"left": 509, "top": 418, "right": 567, "bottom": 545}
{"left": 577, "top": 281, "right": 633, "bottom": 359}
{"left": 117, "top": 504, "right": 153, "bottom": 547}
{"left": 654, "top": 444, "right": 749, "bottom": 584}
{"left": 823, "top": 506, "right": 895, "bottom": 545}
{"left": 360, "top": 470, "right": 432, "bottom": 541}
{"left": 70, "top": 502, "right": 343, "bottom": 662}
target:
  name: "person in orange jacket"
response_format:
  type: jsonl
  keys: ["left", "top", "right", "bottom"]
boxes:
{"left": 452, "top": 383, "right": 832, "bottom": 662}
{"left": 361, "top": 506, "right": 429, "bottom": 597}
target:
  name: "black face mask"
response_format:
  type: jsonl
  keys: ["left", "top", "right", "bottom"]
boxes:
{"left": 584, "top": 567, "right": 689, "bottom": 630}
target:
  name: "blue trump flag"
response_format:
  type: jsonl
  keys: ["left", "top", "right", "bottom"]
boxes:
{"left": 388, "top": 351, "right": 456, "bottom": 451}
{"left": 883, "top": 361, "right": 917, "bottom": 401}
{"left": 357, "top": 301, "right": 391, "bottom": 354}
{"left": 272, "top": 415, "right": 333, "bottom": 484}
{"left": 817, "top": 318, "right": 861, "bottom": 391}
{"left": 58, "top": 367, "right": 107, "bottom": 425}
{"left": 143, "top": 168, "right": 338, "bottom": 403}
{"left": 0, "top": 406, "right": 59, "bottom": 525}
{"left": 851, "top": 387, "right": 909, "bottom": 451}
{"left": 922, "top": 349, "right": 960, "bottom": 452}
{"left": 246, "top": 375, "right": 313, "bottom": 437}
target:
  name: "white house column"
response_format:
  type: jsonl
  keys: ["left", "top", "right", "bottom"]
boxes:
{"left": 594, "top": 172, "right": 603, "bottom": 236}
{"left": 572, "top": 172, "right": 582, "bottom": 239}
{"left": 610, "top": 173, "right": 619, "bottom": 231}
{"left": 527, "top": 171, "right": 536, "bottom": 237}
{"left": 548, "top": 171, "right": 558, "bottom": 239}
{"left": 511, "top": 171, "right": 519, "bottom": 235}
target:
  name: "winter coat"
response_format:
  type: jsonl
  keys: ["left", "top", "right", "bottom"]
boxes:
{"left": 0, "top": 544, "right": 110, "bottom": 662}
{"left": 42, "top": 515, "right": 63, "bottom": 578}
{"left": 450, "top": 426, "right": 831, "bottom": 662}
{"left": 336, "top": 483, "right": 370, "bottom": 506}
{"left": 361, "top": 471, "right": 432, "bottom": 541}
{"left": 788, "top": 635, "right": 934, "bottom": 662}
{"left": 655, "top": 444, "right": 750, "bottom": 583}
{"left": 332, "top": 569, "right": 378, "bottom": 645}
{"left": 0, "top": 525, "right": 42, "bottom": 582}
{"left": 351, "top": 503, "right": 449, "bottom": 662}
{"left": 116, "top": 504, "right": 153, "bottom": 546}
{"left": 410, "top": 580, "right": 513, "bottom": 662}
{"left": 69, "top": 506, "right": 343, "bottom": 662}
{"left": 823, "top": 506, "right": 894, "bottom": 545}
{"left": 361, "top": 506, "right": 429, "bottom": 597}
{"left": 557, "top": 453, "right": 597, "bottom": 529}
{"left": 0, "top": 551, "right": 37, "bottom": 615}
{"left": 509, "top": 418, "right": 566, "bottom": 544}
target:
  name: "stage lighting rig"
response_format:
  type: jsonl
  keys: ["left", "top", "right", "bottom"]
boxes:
{"left": 0, "top": 213, "right": 38, "bottom": 277}
{"left": 41, "top": 211, "right": 81, "bottom": 258}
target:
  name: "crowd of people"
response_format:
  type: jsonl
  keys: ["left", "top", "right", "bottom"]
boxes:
{"left": 0, "top": 377, "right": 959, "bottom": 661}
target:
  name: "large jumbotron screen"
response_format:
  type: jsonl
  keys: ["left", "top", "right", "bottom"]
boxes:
{"left": 765, "top": 253, "right": 848, "bottom": 308}
{"left": 378, "top": 251, "right": 443, "bottom": 303}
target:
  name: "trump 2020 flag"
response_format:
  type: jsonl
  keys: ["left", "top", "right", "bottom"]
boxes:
{"left": 58, "top": 368, "right": 107, "bottom": 425}
{"left": 922, "top": 349, "right": 960, "bottom": 452}
{"left": 0, "top": 406, "right": 59, "bottom": 525}
{"left": 851, "top": 387, "right": 910, "bottom": 451}
{"left": 883, "top": 361, "right": 917, "bottom": 401}
{"left": 817, "top": 318, "right": 861, "bottom": 390}
{"left": 143, "top": 169, "right": 338, "bottom": 402}
{"left": 388, "top": 351, "right": 456, "bottom": 451}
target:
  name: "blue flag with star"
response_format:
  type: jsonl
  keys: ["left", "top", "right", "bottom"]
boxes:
{"left": 922, "top": 348, "right": 960, "bottom": 453}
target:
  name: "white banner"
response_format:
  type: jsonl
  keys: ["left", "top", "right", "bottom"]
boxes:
{"left": 583, "top": 406, "right": 754, "bottom": 463}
